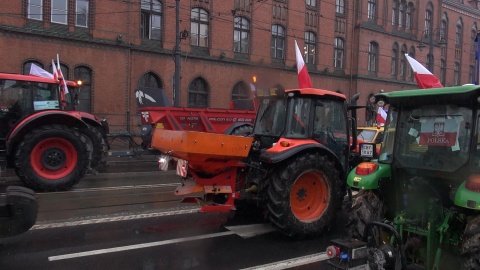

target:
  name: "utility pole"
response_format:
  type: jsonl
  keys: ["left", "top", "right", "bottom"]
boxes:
{"left": 174, "top": 0, "right": 181, "bottom": 107}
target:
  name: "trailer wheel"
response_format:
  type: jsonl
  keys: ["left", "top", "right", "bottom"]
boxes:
{"left": 81, "top": 124, "right": 107, "bottom": 168}
{"left": 462, "top": 215, "right": 480, "bottom": 270}
{"left": 14, "top": 124, "right": 90, "bottom": 192}
{"left": 346, "top": 190, "right": 385, "bottom": 247}
{"left": 231, "top": 125, "right": 253, "bottom": 136}
{"left": 266, "top": 152, "right": 340, "bottom": 238}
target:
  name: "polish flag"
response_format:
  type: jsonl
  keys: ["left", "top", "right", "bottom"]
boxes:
{"left": 376, "top": 107, "right": 387, "bottom": 126}
{"left": 51, "top": 59, "right": 58, "bottom": 81}
{"left": 56, "top": 54, "right": 69, "bottom": 94}
{"left": 405, "top": 54, "right": 443, "bottom": 89}
{"left": 294, "top": 40, "right": 312, "bottom": 88}
{"left": 419, "top": 118, "right": 459, "bottom": 146}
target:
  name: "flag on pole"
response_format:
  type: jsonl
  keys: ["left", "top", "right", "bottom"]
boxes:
{"left": 376, "top": 107, "right": 387, "bottom": 126}
{"left": 294, "top": 40, "right": 312, "bottom": 88}
{"left": 29, "top": 64, "right": 54, "bottom": 79}
{"left": 405, "top": 54, "right": 443, "bottom": 89}
{"left": 56, "top": 54, "right": 69, "bottom": 94}
{"left": 51, "top": 59, "right": 58, "bottom": 81}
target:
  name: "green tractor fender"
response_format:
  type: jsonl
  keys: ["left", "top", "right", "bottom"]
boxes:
{"left": 454, "top": 181, "right": 480, "bottom": 210}
{"left": 347, "top": 162, "right": 392, "bottom": 190}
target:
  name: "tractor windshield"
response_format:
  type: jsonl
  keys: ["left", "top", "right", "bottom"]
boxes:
{"left": 254, "top": 97, "right": 286, "bottom": 136}
{"left": 284, "top": 97, "right": 312, "bottom": 138}
{"left": 380, "top": 104, "right": 472, "bottom": 172}
{"left": 0, "top": 79, "right": 60, "bottom": 117}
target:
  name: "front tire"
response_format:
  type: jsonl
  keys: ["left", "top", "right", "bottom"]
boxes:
{"left": 346, "top": 190, "right": 385, "bottom": 246}
{"left": 266, "top": 152, "right": 340, "bottom": 238}
{"left": 14, "top": 124, "right": 90, "bottom": 192}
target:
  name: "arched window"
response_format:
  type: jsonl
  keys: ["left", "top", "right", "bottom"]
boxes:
{"left": 400, "top": 45, "right": 407, "bottom": 80}
{"left": 231, "top": 81, "right": 250, "bottom": 100}
{"left": 304, "top": 31, "right": 316, "bottom": 64}
{"left": 188, "top": 77, "right": 209, "bottom": 108}
{"left": 440, "top": 13, "right": 448, "bottom": 44}
{"left": 367, "top": 0, "right": 376, "bottom": 20}
{"left": 49, "top": 62, "right": 69, "bottom": 79}
{"left": 271, "top": 24, "right": 285, "bottom": 59}
{"left": 74, "top": 66, "right": 92, "bottom": 113}
{"left": 23, "top": 60, "right": 44, "bottom": 75}
{"left": 391, "top": 43, "right": 398, "bottom": 78}
{"left": 424, "top": 5, "right": 433, "bottom": 35}
{"left": 427, "top": 53, "right": 434, "bottom": 73}
{"left": 406, "top": 2, "right": 414, "bottom": 30}
{"left": 471, "top": 24, "right": 477, "bottom": 52}
{"left": 334, "top": 37, "right": 344, "bottom": 69}
{"left": 392, "top": 0, "right": 398, "bottom": 26}
{"left": 440, "top": 58, "right": 446, "bottom": 85}
{"left": 367, "top": 42, "right": 378, "bottom": 74}
{"left": 454, "top": 62, "right": 460, "bottom": 85}
{"left": 234, "top": 17, "right": 249, "bottom": 53}
{"left": 136, "top": 72, "right": 164, "bottom": 107}
{"left": 456, "top": 19, "right": 463, "bottom": 48}
{"left": 191, "top": 8, "right": 209, "bottom": 47}
{"left": 398, "top": 0, "right": 405, "bottom": 28}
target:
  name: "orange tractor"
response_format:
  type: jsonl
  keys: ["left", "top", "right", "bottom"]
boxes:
{"left": 153, "top": 87, "right": 361, "bottom": 238}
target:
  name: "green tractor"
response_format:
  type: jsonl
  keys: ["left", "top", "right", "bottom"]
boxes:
{"left": 326, "top": 85, "right": 480, "bottom": 270}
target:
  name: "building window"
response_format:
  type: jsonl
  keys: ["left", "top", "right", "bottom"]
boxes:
{"left": 440, "top": 17, "right": 448, "bottom": 44}
{"left": 400, "top": 45, "right": 407, "bottom": 80}
{"left": 469, "top": 65, "right": 475, "bottom": 84}
{"left": 424, "top": 8, "right": 432, "bottom": 36}
{"left": 141, "top": 0, "right": 162, "bottom": 40}
{"left": 188, "top": 78, "right": 209, "bottom": 108}
{"left": 306, "top": 0, "right": 316, "bottom": 8}
{"left": 76, "top": 0, "right": 89, "bottom": 27}
{"left": 51, "top": 0, "right": 68, "bottom": 25}
{"left": 398, "top": 0, "right": 405, "bottom": 28}
{"left": 471, "top": 27, "right": 477, "bottom": 52}
{"left": 23, "top": 61, "right": 44, "bottom": 75}
{"left": 273, "top": 4, "right": 286, "bottom": 20}
{"left": 454, "top": 62, "right": 460, "bottom": 85}
{"left": 456, "top": 21, "right": 463, "bottom": 48}
{"left": 231, "top": 81, "right": 250, "bottom": 100}
{"left": 304, "top": 32, "right": 316, "bottom": 64}
{"left": 440, "top": 59, "right": 446, "bottom": 85}
{"left": 334, "top": 37, "right": 344, "bottom": 69}
{"left": 28, "top": 0, "right": 43, "bottom": 20}
{"left": 335, "top": 0, "right": 344, "bottom": 14}
{"left": 406, "top": 3, "right": 414, "bottom": 30}
{"left": 391, "top": 45, "right": 398, "bottom": 77}
{"left": 271, "top": 24, "right": 285, "bottom": 59}
{"left": 427, "top": 53, "right": 434, "bottom": 73}
{"left": 367, "top": 0, "right": 376, "bottom": 20}
{"left": 234, "top": 0, "right": 251, "bottom": 12}
{"left": 234, "top": 17, "right": 249, "bottom": 54}
{"left": 191, "top": 8, "right": 209, "bottom": 47}
{"left": 392, "top": 0, "right": 398, "bottom": 26}
{"left": 368, "top": 42, "right": 378, "bottom": 73}
{"left": 74, "top": 66, "right": 93, "bottom": 113}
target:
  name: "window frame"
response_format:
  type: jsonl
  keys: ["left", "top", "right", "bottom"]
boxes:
{"left": 51, "top": 0, "right": 68, "bottom": 25}
{"left": 190, "top": 8, "right": 209, "bottom": 47}
{"left": 233, "top": 16, "right": 250, "bottom": 54}
{"left": 334, "top": 37, "right": 344, "bottom": 69}
{"left": 75, "top": 0, "right": 89, "bottom": 28}
{"left": 141, "top": 0, "right": 162, "bottom": 41}
{"left": 28, "top": 0, "right": 43, "bottom": 20}
{"left": 271, "top": 24, "right": 285, "bottom": 60}
{"left": 304, "top": 31, "right": 316, "bottom": 64}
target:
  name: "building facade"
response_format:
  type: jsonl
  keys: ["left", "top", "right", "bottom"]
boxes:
{"left": 1, "top": 0, "right": 479, "bottom": 131}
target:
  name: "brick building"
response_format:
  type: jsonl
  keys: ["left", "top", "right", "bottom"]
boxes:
{"left": 1, "top": 0, "right": 479, "bottom": 131}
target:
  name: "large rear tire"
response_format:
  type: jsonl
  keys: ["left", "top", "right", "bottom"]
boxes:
{"left": 81, "top": 124, "right": 107, "bottom": 169}
{"left": 14, "top": 124, "right": 90, "bottom": 192}
{"left": 346, "top": 190, "right": 385, "bottom": 246}
{"left": 230, "top": 125, "right": 253, "bottom": 136}
{"left": 266, "top": 152, "right": 340, "bottom": 238}
{"left": 462, "top": 215, "right": 480, "bottom": 270}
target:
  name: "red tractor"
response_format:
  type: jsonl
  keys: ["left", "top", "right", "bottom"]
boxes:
{"left": 0, "top": 72, "right": 108, "bottom": 191}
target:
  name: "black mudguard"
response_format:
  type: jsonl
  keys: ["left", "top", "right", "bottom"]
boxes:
{"left": 0, "top": 186, "right": 38, "bottom": 238}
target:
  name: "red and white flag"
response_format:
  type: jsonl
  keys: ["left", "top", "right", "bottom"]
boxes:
{"left": 51, "top": 59, "right": 58, "bottom": 81}
{"left": 405, "top": 54, "right": 443, "bottom": 89}
{"left": 56, "top": 54, "right": 69, "bottom": 94}
{"left": 376, "top": 106, "right": 387, "bottom": 126}
{"left": 419, "top": 118, "right": 458, "bottom": 146}
{"left": 294, "top": 40, "right": 312, "bottom": 88}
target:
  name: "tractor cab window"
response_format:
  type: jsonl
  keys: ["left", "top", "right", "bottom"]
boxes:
{"left": 312, "top": 99, "right": 348, "bottom": 157}
{"left": 393, "top": 104, "right": 471, "bottom": 172}
{"left": 379, "top": 107, "right": 397, "bottom": 163}
{"left": 254, "top": 97, "right": 286, "bottom": 136}
{"left": 285, "top": 97, "right": 312, "bottom": 138}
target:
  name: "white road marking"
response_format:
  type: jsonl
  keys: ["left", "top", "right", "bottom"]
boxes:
{"left": 239, "top": 252, "right": 329, "bottom": 270}
{"left": 32, "top": 208, "right": 199, "bottom": 230}
{"left": 48, "top": 224, "right": 275, "bottom": 261}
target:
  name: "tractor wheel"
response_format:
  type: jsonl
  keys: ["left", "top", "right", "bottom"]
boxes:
{"left": 266, "top": 152, "right": 340, "bottom": 238}
{"left": 14, "top": 124, "right": 90, "bottom": 192}
{"left": 346, "top": 190, "right": 385, "bottom": 247}
{"left": 462, "top": 215, "right": 480, "bottom": 270}
{"left": 231, "top": 125, "right": 253, "bottom": 136}
{"left": 81, "top": 125, "right": 107, "bottom": 169}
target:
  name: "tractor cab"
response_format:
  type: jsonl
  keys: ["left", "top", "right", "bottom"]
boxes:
{"left": 252, "top": 87, "right": 352, "bottom": 170}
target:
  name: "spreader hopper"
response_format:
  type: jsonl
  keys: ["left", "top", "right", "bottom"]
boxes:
{"left": 151, "top": 129, "right": 253, "bottom": 175}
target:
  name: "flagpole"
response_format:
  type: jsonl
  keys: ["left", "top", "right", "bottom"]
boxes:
{"left": 174, "top": 0, "right": 181, "bottom": 107}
